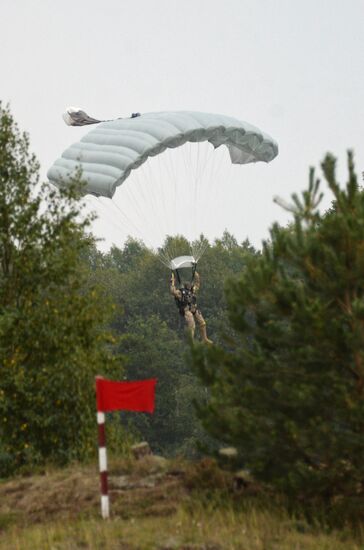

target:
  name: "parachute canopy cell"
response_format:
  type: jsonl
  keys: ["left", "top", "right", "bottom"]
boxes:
{"left": 47, "top": 111, "right": 278, "bottom": 198}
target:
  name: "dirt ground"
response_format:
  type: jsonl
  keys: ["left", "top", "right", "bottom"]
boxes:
{"left": 0, "top": 455, "right": 229, "bottom": 528}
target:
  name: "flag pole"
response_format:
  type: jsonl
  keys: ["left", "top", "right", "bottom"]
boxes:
{"left": 96, "top": 376, "right": 110, "bottom": 519}
{"left": 95, "top": 375, "right": 157, "bottom": 519}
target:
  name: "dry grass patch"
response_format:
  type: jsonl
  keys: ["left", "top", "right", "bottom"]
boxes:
{"left": 0, "top": 505, "right": 362, "bottom": 550}
{"left": 0, "top": 458, "right": 362, "bottom": 549}
{"left": 0, "top": 463, "right": 99, "bottom": 525}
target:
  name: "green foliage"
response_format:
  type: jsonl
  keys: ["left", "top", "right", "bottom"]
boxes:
{"left": 0, "top": 103, "right": 122, "bottom": 476}
{"left": 190, "top": 151, "right": 364, "bottom": 521}
{"left": 88, "top": 230, "right": 256, "bottom": 457}
{"left": 120, "top": 314, "right": 185, "bottom": 453}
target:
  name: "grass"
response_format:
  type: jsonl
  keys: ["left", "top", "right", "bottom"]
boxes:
{"left": 0, "top": 456, "right": 362, "bottom": 549}
{"left": 1, "top": 504, "right": 362, "bottom": 550}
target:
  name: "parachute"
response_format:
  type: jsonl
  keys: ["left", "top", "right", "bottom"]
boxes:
{"left": 47, "top": 110, "right": 278, "bottom": 266}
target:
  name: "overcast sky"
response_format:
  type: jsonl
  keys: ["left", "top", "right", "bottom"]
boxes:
{"left": 1, "top": 0, "right": 363, "bottom": 251}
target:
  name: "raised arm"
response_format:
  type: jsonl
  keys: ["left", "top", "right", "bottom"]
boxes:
{"left": 193, "top": 271, "right": 200, "bottom": 293}
{"left": 170, "top": 272, "right": 181, "bottom": 298}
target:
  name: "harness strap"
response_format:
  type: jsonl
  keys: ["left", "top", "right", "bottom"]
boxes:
{"left": 175, "top": 287, "right": 197, "bottom": 316}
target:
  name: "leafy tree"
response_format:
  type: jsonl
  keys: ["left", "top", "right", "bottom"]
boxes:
{"left": 119, "top": 314, "right": 215, "bottom": 456}
{"left": 190, "top": 152, "right": 364, "bottom": 519}
{"left": 0, "top": 103, "right": 122, "bottom": 475}
{"left": 120, "top": 314, "right": 186, "bottom": 454}
{"left": 197, "top": 232, "right": 258, "bottom": 342}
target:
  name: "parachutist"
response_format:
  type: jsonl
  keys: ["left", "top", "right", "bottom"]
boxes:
{"left": 170, "top": 271, "right": 213, "bottom": 344}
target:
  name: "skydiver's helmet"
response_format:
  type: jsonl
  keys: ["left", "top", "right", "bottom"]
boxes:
{"left": 170, "top": 255, "right": 197, "bottom": 289}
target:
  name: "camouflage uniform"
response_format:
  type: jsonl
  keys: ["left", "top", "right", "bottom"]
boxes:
{"left": 170, "top": 272, "right": 212, "bottom": 344}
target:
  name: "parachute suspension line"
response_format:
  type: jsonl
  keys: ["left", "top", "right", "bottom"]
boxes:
{"left": 188, "top": 143, "right": 195, "bottom": 259}
{"left": 97, "top": 172, "right": 171, "bottom": 268}
{"left": 165, "top": 146, "right": 186, "bottom": 262}
{"left": 191, "top": 142, "right": 201, "bottom": 256}
{"left": 190, "top": 142, "right": 203, "bottom": 261}
{"left": 122, "top": 161, "right": 166, "bottom": 258}
{"left": 212, "top": 150, "right": 233, "bottom": 248}
{"left": 153, "top": 148, "right": 180, "bottom": 264}
{"left": 113, "top": 155, "right": 174, "bottom": 268}
{"left": 111, "top": 198, "right": 171, "bottom": 268}
{"left": 118, "top": 182, "right": 146, "bottom": 236}
{"left": 185, "top": 143, "right": 199, "bottom": 261}
{"left": 192, "top": 145, "right": 219, "bottom": 261}
{"left": 142, "top": 157, "right": 170, "bottom": 247}
{"left": 197, "top": 144, "right": 231, "bottom": 255}
{"left": 191, "top": 142, "right": 217, "bottom": 261}
{"left": 198, "top": 149, "right": 222, "bottom": 258}
{"left": 131, "top": 160, "right": 175, "bottom": 268}
{"left": 87, "top": 196, "right": 132, "bottom": 237}
{"left": 126, "top": 165, "right": 159, "bottom": 247}
{"left": 172, "top": 146, "right": 184, "bottom": 228}
{"left": 191, "top": 142, "right": 200, "bottom": 259}
{"left": 181, "top": 141, "right": 216, "bottom": 262}
{"left": 128, "top": 166, "right": 165, "bottom": 252}
{"left": 105, "top": 198, "right": 147, "bottom": 249}
{"left": 165, "top": 150, "right": 178, "bottom": 254}
{"left": 154, "top": 150, "right": 175, "bottom": 256}
{"left": 111, "top": 185, "right": 160, "bottom": 261}
{"left": 171, "top": 144, "right": 189, "bottom": 258}
{"left": 155, "top": 153, "right": 171, "bottom": 244}
{"left": 96, "top": 197, "right": 139, "bottom": 238}
{"left": 96, "top": 142, "right": 232, "bottom": 269}
{"left": 91, "top": 197, "right": 135, "bottom": 242}
{"left": 193, "top": 145, "right": 214, "bottom": 260}
{"left": 144, "top": 156, "right": 176, "bottom": 265}
{"left": 179, "top": 142, "right": 198, "bottom": 261}
{"left": 157, "top": 148, "right": 174, "bottom": 262}
{"left": 132, "top": 164, "right": 159, "bottom": 234}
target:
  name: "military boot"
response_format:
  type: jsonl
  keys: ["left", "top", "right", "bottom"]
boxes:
{"left": 199, "top": 323, "right": 213, "bottom": 345}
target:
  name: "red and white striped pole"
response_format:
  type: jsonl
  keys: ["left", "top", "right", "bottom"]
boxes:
{"left": 95, "top": 375, "right": 157, "bottom": 519}
{"left": 96, "top": 376, "right": 109, "bottom": 519}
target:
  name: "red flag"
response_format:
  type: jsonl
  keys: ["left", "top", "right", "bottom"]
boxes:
{"left": 96, "top": 377, "right": 157, "bottom": 413}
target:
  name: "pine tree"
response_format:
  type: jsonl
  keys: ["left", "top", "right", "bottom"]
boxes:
{"left": 190, "top": 152, "right": 364, "bottom": 519}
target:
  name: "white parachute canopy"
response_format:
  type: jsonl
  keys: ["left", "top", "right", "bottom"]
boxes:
{"left": 47, "top": 110, "right": 278, "bottom": 265}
